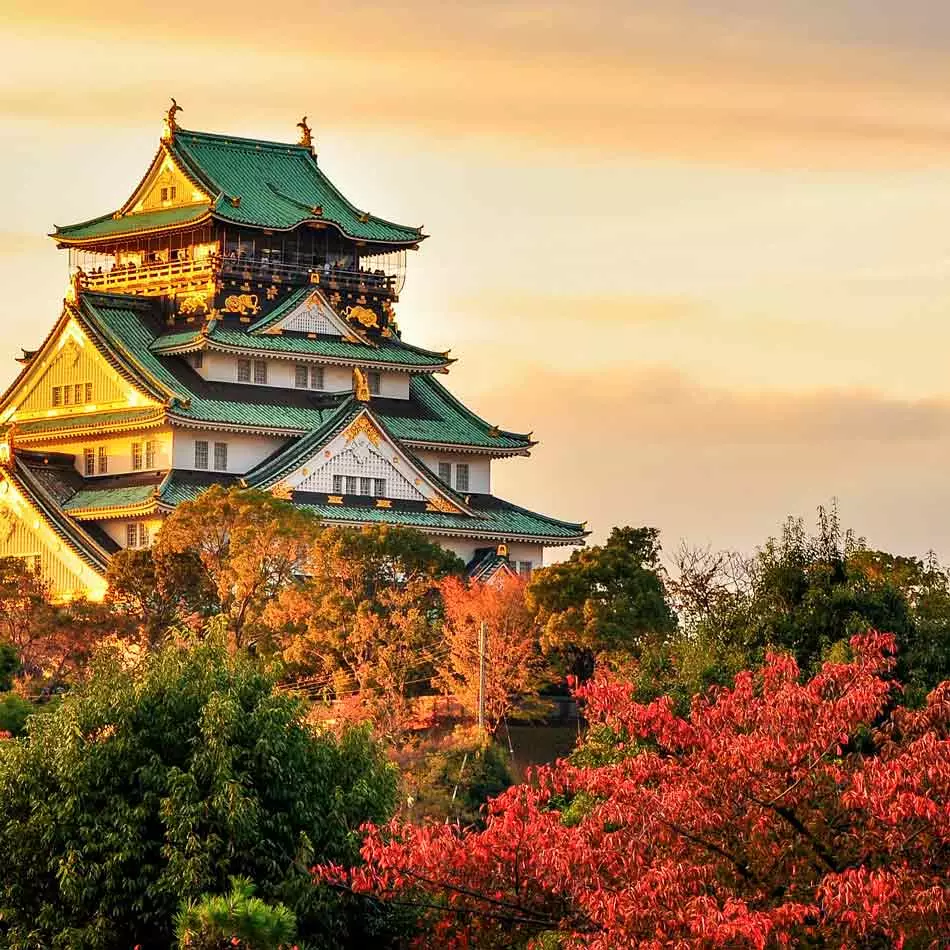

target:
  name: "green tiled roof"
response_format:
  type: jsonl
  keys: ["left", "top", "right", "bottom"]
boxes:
{"left": 151, "top": 325, "right": 451, "bottom": 369}
{"left": 15, "top": 408, "right": 166, "bottom": 439}
{"left": 63, "top": 484, "right": 158, "bottom": 514}
{"left": 171, "top": 130, "right": 421, "bottom": 243}
{"left": 74, "top": 292, "right": 532, "bottom": 450}
{"left": 55, "top": 129, "right": 423, "bottom": 246}
{"left": 53, "top": 205, "right": 211, "bottom": 244}
{"left": 294, "top": 494, "right": 586, "bottom": 544}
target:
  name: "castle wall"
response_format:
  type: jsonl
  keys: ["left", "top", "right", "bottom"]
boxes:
{"left": 414, "top": 451, "right": 492, "bottom": 494}
{"left": 171, "top": 429, "right": 287, "bottom": 474}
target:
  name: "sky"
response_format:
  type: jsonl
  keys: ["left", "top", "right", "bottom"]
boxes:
{"left": 5, "top": 1, "right": 950, "bottom": 564}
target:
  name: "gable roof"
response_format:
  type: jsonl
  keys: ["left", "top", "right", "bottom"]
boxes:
{"left": 54, "top": 129, "right": 423, "bottom": 247}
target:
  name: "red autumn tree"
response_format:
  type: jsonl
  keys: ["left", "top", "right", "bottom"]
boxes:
{"left": 435, "top": 574, "right": 545, "bottom": 734}
{"left": 318, "top": 633, "right": 950, "bottom": 948}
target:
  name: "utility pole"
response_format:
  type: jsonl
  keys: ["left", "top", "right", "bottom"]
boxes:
{"left": 477, "top": 619, "right": 487, "bottom": 734}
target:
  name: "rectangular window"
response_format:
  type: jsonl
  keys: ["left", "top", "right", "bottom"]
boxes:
{"left": 345, "top": 475, "right": 358, "bottom": 494}
{"left": 52, "top": 386, "right": 62, "bottom": 407}
{"left": 83, "top": 448, "right": 95, "bottom": 476}
{"left": 97, "top": 446, "right": 108, "bottom": 475}
{"left": 138, "top": 523, "right": 149, "bottom": 547}
{"left": 518, "top": 561, "right": 534, "bottom": 578}
{"left": 74, "top": 383, "right": 83, "bottom": 404}
{"left": 455, "top": 463, "right": 470, "bottom": 492}
{"left": 145, "top": 440, "right": 156, "bottom": 469}
{"left": 131, "top": 442, "right": 143, "bottom": 471}
{"left": 195, "top": 440, "right": 209, "bottom": 470}
{"left": 160, "top": 187, "right": 168, "bottom": 201}
{"left": 332, "top": 474, "right": 343, "bottom": 493}
{"left": 126, "top": 523, "right": 138, "bottom": 548}
{"left": 192, "top": 352, "right": 204, "bottom": 370}
{"left": 360, "top": 477, "right": 372, "bottom": 495}
{"left": 169, "top": 186, "right": 176, "bottom": 201}
{"left": 253, "top": 360, "right": 267, "bottom": 384}
{"left": 368, "top": 371, "right": 381, "bottom": 395}
{"left": 295, "top": 365, "right": 309, "bottom": 388}
{"left": 438, "top": 462, "right": 451, "bottom": 484}
{"left": 62, "top": 384, "right": 72, "bottom": 406}
{"left": 311, "top": 366, "right": 325, "bottom": 390}
{"left": 84, "top": 382, "right": 93, "bottom": 403}
{"left": 373, "top": 478, "right": 386, "bottom": 497}
{"left": 213, "top": 442, "right": 228, "bottom": 471}
{"left": 237, "top": 359, "right": 251, "bottom": 382}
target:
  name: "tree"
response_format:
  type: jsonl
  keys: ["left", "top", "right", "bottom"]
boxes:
{"left": 528, "top": 526, "right": 676, "bottom": 679}
{"left": 435, "top": 574, "right": 544, "bottom": 734}
{"left": 0, "top": 630, "right": 399, "bottom": 948}
{"left": 320, "top": 634, "right": 950, "bottom": 948}
{"left": 154, "top": 487, "right": 321, "bottom": 646}
{"left": 267, "top": 525, "right": 462, "bottom": 740}
{"left": 175, "top": 877, "right": 296, "bottom": 950}
{"left": 106, "top": 547, "right": 218, "bottom": 645}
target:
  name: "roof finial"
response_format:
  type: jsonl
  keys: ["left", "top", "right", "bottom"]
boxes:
{"left": 352, "top": 367, "right": 371, "bottom": 402}
{"left": 297, "top": 115, "right": 314, "bottom": 151}
{"left": 163, "top": 98, "right": 183, "bottom": 142}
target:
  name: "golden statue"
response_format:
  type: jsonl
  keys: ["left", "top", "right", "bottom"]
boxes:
{"left": 352, "top": 366, "right": 371, "bottom": 402}
{"left": 297, "top": 116, "right": 313, "bottom": 149}
{"left": 163, "top": 98, "right": 183, "bottom": 141}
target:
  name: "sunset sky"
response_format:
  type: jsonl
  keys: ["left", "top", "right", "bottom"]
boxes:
{"left": 5, "top": 1, "right": 950, "bottom": 564}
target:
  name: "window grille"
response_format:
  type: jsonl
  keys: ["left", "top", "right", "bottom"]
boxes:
{"left": 126, "top": 523, "right": 137, "bottom": 547}
{"left": 373, "top": 478, "right": 386, "bottom": 497}
{"left": 253, "top": 360, "right": 267, "bottom": 384}
{"left": 83, "top": 448, "right": 95, "bottom": 476}
{"left": 192, "top": 352, "right": 204, "bottom": 370}
{"left": 360, "top": 477, "right": 371, "bottom": 495}
{"left": 237, "top": 359, "right": 251, "bottom": 382}
{"left": 214, "top": 442, "right": 228, "bottom": 471}
{"left": 311, "top": 366, "right": 325, "bottom": 390}
{"left": 139, "top": 524, "right": 149, "bottom": 547}
{"left": 295, "top": 365, "right": 309, "bottom": 388}
{"left": 455, "top": 463, "right": 470, "bottom": 492}
{"left": 63, "top": 385, "right": 72, "bottom": 406}
{"left": 332, "top": 474, "right": 343, "bottom": 493}
{"left": 84, "top": 382, "right": 93, "bottom": 403}
{"left": 438, "top": 462, "right": 451, "bottom": 483}
{"left": 97, "top": 446, "right": 108, "bottom": 474}
{"left": 518, "top": 561, "right": 534, "bottom": 577}
{"left": 300, "top": 448, "right": 423, "bottom": 501}
{"left": 195, "top": 441, "right": 209, "bottom": 470}
{"left": 368, "top": 371, "right": 381, "bottom": 395}
{"left": 145, "top": 440, "right": 155, "bottom": 469}
{"left": 74, "top": 383, "right": 83, "bottom": 404}
{"left": 345, "top": 475, "right": 358, "bottom": 494}
{"left": 131, "top": 442, "right": 143, "bottom": 471}
{"left": 52, "top": 386, "right": 62, "bottom": 407}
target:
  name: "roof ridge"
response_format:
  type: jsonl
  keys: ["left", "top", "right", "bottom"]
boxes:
{"left": 175, "top": 127, "right": 310, "bottom": 152}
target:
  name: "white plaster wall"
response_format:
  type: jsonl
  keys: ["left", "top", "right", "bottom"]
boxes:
{"left": 171, "top": 430, "right": 288, "bottom": 473}
{"left": 32, "top": 429, "right": 175, "bottom": 478}
{"left": 196, "top": 352, "right": 409, "bottom": 398}
{"left": 415, "top": 452, "right": 491, "bottom": 494}
{"left": 99, "top": 517, "right": 165, "bottom": 548}
{"left": 434, "top": 537, "right": 545, "bottom": 570}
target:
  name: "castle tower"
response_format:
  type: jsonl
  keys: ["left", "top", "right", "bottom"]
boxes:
{"left": 0, "top": 105, "right": 586, "bottom": 599}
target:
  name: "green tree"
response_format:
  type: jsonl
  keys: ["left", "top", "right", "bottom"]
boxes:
{"left": 175, "top": 876, "right": 296, "bottom": 949}
{"left": 106, "top": 547, "right": 218, "bottom": 645}
{"left": 0, "top": 639, "right": 18, "bottom": 691}
{"left": 0, "top": 630, "right": 398, "bottom": 948}
{"left": 154, "top": 486, "right": 321, "bottom": 646}
{"left": 268, "top": 524, "right": 462, "bottom": 740}
{"left": 528, "top": 526, "right": 676, "bottom": 679}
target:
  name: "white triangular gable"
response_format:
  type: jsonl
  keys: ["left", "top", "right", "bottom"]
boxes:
{"left": 2, "top": 318, "right": 161, "bottom": 423}
{"left": 0, "top": 475, "right": 107, "bottom": 601}
{"left": 258, "top": 289, "right": 357, "bottom": 338}
{"left": 123, "top": 147, "right": 210, "bottom": 215}
{"left": 272, "top": 411, "right": 467, "bottom": 514}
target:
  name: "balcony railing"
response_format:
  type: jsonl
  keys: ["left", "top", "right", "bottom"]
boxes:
{"left": 81, "top": 255, "right": 401, "bottom": 297}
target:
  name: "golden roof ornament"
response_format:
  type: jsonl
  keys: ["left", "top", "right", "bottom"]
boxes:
{"left": 162, "top": 98, "right": 183, "bottom": 142}
{"left": 352, "top": 367, "right": 371, "bottom": 402}
{"left": 297, "top": 116, "right": 313, "bottom": 151}
{"left": 65, "top": 268, "right": 84, "bottom": 305}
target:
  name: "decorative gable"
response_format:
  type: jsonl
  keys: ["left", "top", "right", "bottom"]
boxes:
{"left": 271, "top": 411, "right": 467, "bottom": 513}
{"left": 126, "top": 151, "right": 210, "bottom": 215}
{"left": 257, "top": 289, "right": 356, "bottom": 338}
{"left": 4, "top": 319, "right": 160, "bottom": 421}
